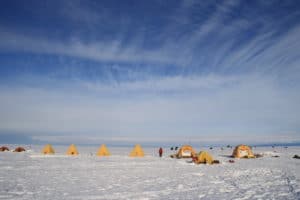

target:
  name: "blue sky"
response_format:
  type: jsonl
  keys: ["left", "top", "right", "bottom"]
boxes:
{"left": 0, "top": 0, "right": 300, "bottom": 145}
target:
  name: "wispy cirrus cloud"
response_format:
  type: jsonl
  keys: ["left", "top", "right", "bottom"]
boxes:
{"left": 0, "top": 73, "right": 299, "bottom": 144}
{"left": 0, "top": 0, "right": 299, "bottom": 71}
{"left": 0, "top": 27, "right": 173, "bottom": 65}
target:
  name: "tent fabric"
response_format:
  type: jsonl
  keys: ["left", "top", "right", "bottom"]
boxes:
{"left": 194, "top": 151, "right": 214, "bottom": 164}
{"left": 176, "top": 145, "right": 196, "bottom": 158}
{"left": 232, "top": 145, "right": 255, "bottom": 158}
{"left": 42, "top": 144, "right": 55, "bottom": 154}
{"left": 66, "top": 144, "right": 79, "bottom": 155}
{"left": 0, "top": 146, "right": 9, "bottom": 152}
{"left": 14, "top": 147, "right": 26, "bottom": 152}
{"left": 97, "top": 144, "right": 111, "bottom": 156}
{"left": 129, "top": 144, "right": 145, "bottom": 157}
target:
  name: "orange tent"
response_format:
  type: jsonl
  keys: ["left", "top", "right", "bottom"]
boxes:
{"left": 97, "top": 144, "right": 111, "bottom": 156}
{"left": 42, "top": 144, "right": 55, "bottom": 154}
{"left": 194, "top": 151, "right": 214, "bottom": 164}
{"left": 129, "top": 144, "right": 144, "bottom": 157}
{"left": 66, "top": 144, "right": 79, "bottom": 155}
{"left": 232, "top": 145, "right": 255, "bottom": 158}
{"left": 176, "top": 145, "right": 196, "bottom": 158}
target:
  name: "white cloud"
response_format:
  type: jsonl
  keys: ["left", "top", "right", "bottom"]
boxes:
{"left": 0, "top": 74, "right": 299, "bottom": 144}
{"left": 0, "top": 27, "right": 172, "bottom": 65}
{"left": 0, "top": 0, "right": 300, "bottom": 72}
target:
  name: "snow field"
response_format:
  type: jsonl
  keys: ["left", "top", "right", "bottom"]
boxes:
{"left": 0, "top": 146, "right": 299, "bottom": 199}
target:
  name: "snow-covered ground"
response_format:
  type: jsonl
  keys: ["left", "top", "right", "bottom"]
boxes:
{"left": 0, "top": 145, "right": 299, "bottom": 200}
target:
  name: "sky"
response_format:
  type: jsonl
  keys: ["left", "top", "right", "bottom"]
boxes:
{"left": 0, "top": 0, "right": 300, "bottom": 146}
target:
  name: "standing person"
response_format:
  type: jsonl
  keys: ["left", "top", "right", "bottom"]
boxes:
{"left": 159, "top": 147, "right": 163, "bottom": 157}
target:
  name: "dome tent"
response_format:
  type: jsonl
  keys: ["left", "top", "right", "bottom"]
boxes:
{"left": 194, "top": 151, "right": 214, "bottom": 164}
{"left": 0, "top": 146, "right": 9, "bottom": 152}
{"left": 232, "top": 145, "right": 255, "bottom": 158}
{"left": 14, "top": 147, "right": 26, "bottom": 152}
{"left": 173, "top": 145, "right": 196, "bottom": 158}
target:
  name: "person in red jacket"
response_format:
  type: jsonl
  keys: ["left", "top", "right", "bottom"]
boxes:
{"left": 159, "top": 147, "right": 163, "bottom": 157}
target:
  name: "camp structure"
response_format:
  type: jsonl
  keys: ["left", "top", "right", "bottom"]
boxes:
{"left": 14, "top": 147, "right": 26, "bottom": 152}
{"left": 172, "top": 145, "right": 196, "bottom": 158}
{"left": 293, "top": 155, "right": 300, "bottom": 159}
{"left": 66, "top": 144, "right": 79, "bottom": 155}
{"left": 232, "top": 144, "right": 255, "bottom": 158}
{"left": 42, "top": 144, "right": 55, "bottom": 154}
{"left": 0, "top": 146, "right": 9, "bottom": 152}
{"left": 193, "top": 151, "right": 214, "bottom": 164}
{"left": 97, "top": 144, "right": 111, "bottom": 156}
{"left": 129, "top": 144, "right": 144, "bottom": 157}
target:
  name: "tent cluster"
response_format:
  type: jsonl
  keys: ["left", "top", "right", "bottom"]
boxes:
{"left": 170, "top": 145, "right": 218, "bottom": 164}
{"left": 39, "top": 144, "right": 257, "bottom": 161}
{"left": 1, "top": 144, "right": 258, "bottom": 163}
{"left": 170, "top": 144, "right": 257, "bottom": 164}
{"left": 40, "top": 144, "right": 144, "bottom": 157}
{"left": 0, "top": 146, "right": 27, "bottom": 152}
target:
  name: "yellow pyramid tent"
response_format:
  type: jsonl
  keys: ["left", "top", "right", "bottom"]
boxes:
{"left": 42, "top": 144, "right": 55, "bottom": 154}
{"left": 232, "top": 145, "right": 255, "bottom": 158}
{"left": 66, "top": 144, "right": 79, "bottom": 155}
{"left": 129, "top": 144, "right": 144, "bottom": 157}
{"left": 97, "top": 144, "right": 111, "bottom": 156}
{"left": 194, "top": 151, "right": 214, "bottom": 164}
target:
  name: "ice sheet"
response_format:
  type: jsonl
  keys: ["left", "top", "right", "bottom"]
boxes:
{"left": 0, "top": 145, "right": 299, "bottom": 199}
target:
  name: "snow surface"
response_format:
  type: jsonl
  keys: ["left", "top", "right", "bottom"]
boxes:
{"left": 0, "top": 145, "right": 299, "bottom": 200}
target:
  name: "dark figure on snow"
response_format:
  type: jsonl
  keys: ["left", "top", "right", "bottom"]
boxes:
{"left": 159, "top": 147, "right": 163, "bottom": 157}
